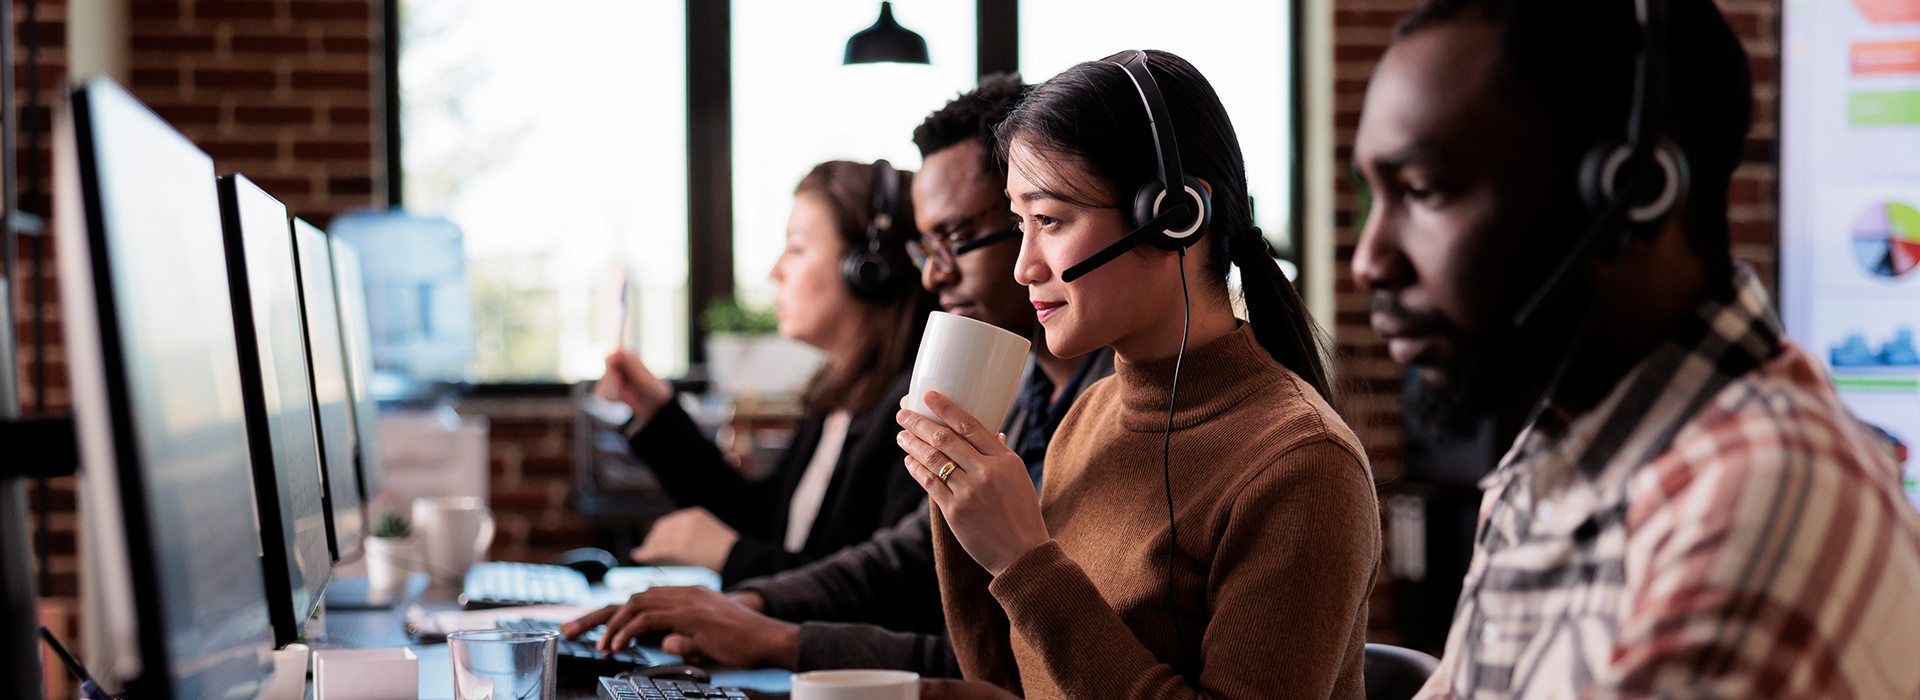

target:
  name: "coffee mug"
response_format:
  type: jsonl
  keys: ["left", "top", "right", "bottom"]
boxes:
{"left": 411, "top": 496, "right": 496, "bottom": 587}
{"left": 790, "top": 670, "right": 919, "bottom": 700}
{"left": 906, "top": 312, "right": 1031, "bottom": 431}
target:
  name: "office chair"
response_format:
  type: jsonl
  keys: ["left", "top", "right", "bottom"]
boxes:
{"left": 1364, "top": 643, "right": 1440, "bottom": 700}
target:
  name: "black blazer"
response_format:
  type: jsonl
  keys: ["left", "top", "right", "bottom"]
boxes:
{"left": 627, "top": 369, "right": 923, "bottom": 586}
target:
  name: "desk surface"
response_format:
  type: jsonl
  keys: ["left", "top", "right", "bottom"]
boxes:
{"left": 319, "top": 576, "right": 791, "bottom": 699}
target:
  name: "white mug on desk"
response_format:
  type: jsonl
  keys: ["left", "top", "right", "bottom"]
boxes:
{"left": 791, "top": 670, "right": 919, "bottom": 700}
{"left": 412, "top": 496, "right": 496, "bottom": 587}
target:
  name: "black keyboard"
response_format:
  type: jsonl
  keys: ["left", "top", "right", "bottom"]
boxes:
{"left": 462, "top": 562, "right": 595, "bottom": 609}
{"left": 496, "top": 618, "right": 666, "bottom": 683}
{"left": 598, "top": 676, "right": 749, "bottom": 700}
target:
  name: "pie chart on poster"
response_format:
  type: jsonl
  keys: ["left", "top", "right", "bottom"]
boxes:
{"left": 1854, "top": 201, "right": 1920, "bottom": 278}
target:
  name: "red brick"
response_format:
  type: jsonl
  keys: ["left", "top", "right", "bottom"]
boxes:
{"left": 328, "top": 176, "right": 374, "bottom": 195}
{"left": 292, "top": 70, "right": 370, "bottom": 90}
{"left": 202, "top": 141, "right": 279, "bottom": 159}
{"left": 291, "top": 1, "right": 371, "bottom": 19}
{"left": 130, "top": 0, "right": 181, "bottom": 19}
{"left": 250, "top": 177, "right": 314, "bottom": 196}
{"left": 527, "top": 521, "right": 593, "bottom": 549}
{"left": 20, "top": 22, "right": 68, "bottom": 49}
{"left": 491, "top": 484, "right": 553, "bottom": 512}
{"left": 235, "top": 106, "right": 315, "bottom": 124}
{"left": 195, "top": 0, "right": 277, "bottom": 19}
{"left": 491, "top": 421, "right": 559, "bottom": 443}
{"left": 329, "top": 106, "right": 373, "bottom": 124}
{"left": 522, "top": 455, "right": 572, "bottom": 477}
{"left": 323, "top": 36, "right": 373, "bottom": 54}
{"left": 132, "top": 34, "right": 216, "bottom": 52}
{"left": 153, "top": 104, "right": 220, "bottom": 125}
{"left": 293, "top": 141, "right": 370, "bottom": 160}
{"left": 231, "top": 35, "right": 309, "bottom": 53}
{"left": 130, "top": 68, "right": 179, "bottom": 88}
{"left": 194, "top": 69, "right": 276, "bottom": 90}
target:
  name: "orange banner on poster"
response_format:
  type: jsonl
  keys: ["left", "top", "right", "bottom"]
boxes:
{"left": 1855, "top": 0, "right": 1920, "bottom": 24}
{"left": 1855, "top": 40, "right": 1920, "bottom": 75}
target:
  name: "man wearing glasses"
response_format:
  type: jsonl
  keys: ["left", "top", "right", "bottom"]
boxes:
{"left": 565, "top": 75, "right": 1113, "bottom": 676}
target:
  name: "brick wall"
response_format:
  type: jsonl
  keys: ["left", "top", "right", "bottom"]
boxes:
{"left": 1328, "top": 0, "right": 1781, "bottom": 484}
{"left": 15, "top": 2, "right": 380, "bottom": 693}
{"left": 458, "top": 396, "right": 596, "bottom": 565}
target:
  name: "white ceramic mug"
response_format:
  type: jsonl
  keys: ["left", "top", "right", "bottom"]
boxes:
{"left": 790, "top": 670, "right": 919, "bottom": 700}
{"left": 906, "top": 312, "right": 1031, "bottom": 431}
{"left": 411, "top": 496, "right": 496, "bottom": 587}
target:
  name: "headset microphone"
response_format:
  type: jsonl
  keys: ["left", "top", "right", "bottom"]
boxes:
{"left": 1058, "top": 50, "right": 1213, "bottom": 284}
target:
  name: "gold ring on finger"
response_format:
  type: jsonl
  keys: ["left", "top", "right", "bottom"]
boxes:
{"left": 937, "top": 460, "right": 958, "bottom": 481}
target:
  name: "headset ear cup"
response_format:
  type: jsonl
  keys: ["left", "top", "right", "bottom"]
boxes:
{"left": 1182, "top": 174, "right": 1213, "bottom": 243}
{"left": 1579, "top": 137, "right": 1691, "bottom": 232}
{"left": 1131, "top": 176, "right": 1213, "bottom": 251}
{"left": 841, "top": 249, "right": 892, "bottom": 300}
{"left": 1578, "top": 139, "right": 1623, "bottom": 215}
{"left": 1133, "top": 180, "right": 1166, "bottom": 231}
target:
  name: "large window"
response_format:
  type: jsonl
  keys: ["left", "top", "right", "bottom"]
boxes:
{"left": 395, "top": 1, "right": 1300, "bottom": 384}
{"left": 1020, "top": 0, "right": 1295, "bottom": 255}
{"left": 730, "top": 0, "right": 978, "bottom": 309}
{"left": 400, "top": 0, "right": 688, "bottom": 383}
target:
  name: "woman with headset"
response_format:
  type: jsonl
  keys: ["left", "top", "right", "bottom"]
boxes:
{"left": 591, "top": 160, "right": 936, "bottom": 588}
{"left": 895, "top": 52, "right": 1378, "bottom": 699}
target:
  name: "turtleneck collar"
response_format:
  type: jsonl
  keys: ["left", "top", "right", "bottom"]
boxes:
{"left": 1113, "top": 323, "right": 1290, "bottom": 432}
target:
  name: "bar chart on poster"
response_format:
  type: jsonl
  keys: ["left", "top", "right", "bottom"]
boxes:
{"left": 1783, "top": 0, "right": 1920, "bottom": 507}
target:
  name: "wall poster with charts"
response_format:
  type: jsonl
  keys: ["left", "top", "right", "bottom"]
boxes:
{"left": 1782, "top": 0, "right": 1920, "bottom": 508}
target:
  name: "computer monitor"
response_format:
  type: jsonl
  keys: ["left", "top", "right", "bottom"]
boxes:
{"left": 58, "top": 77, "right": 274, "bottom": 699}
{"left": 332, "top": 237, "right": 386, "bottom": 503}
{"left": 292, "top": 217, "right": 366, "bottom": 563}
{"left": 217, "top": 174, "right": 333, "bottom": 648}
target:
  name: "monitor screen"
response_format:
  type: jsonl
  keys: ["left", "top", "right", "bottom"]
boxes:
{"left": 293, "top": 218, "right": 366, "bottom": 563}
{"left": 218, "top": 175, "right": 332, "bottom": 647}
{"left": 61, "top": 77, "right": 274, "bottom": 699}
{"left": 332, "top": 238, "right": 386, "bottom": 503}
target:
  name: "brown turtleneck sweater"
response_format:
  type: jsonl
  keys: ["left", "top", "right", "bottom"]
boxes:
{"left": 933, "top": 324, "right": 1379, "bottom": 700}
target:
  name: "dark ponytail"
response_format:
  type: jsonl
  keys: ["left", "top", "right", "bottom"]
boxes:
{"left": 997, "top": 50, "right": 1332, "bottom": 400}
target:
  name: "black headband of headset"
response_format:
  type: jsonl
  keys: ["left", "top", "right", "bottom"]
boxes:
{"left": 1058, "top": 51, "right": 1199, "bottom": 283}
{"left": 1107, "top": 50, "right": 1184, "bottom": 201}
{"left": 867, "top": 159, "right": 899, "bottom": 252}
{"left": 1511, "top": 0, "right": 1674, "bottom": 328}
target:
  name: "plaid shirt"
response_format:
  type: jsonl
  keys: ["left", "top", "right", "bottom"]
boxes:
{"left": 1417, "top": 267, "right": 1920, "bottom": 700}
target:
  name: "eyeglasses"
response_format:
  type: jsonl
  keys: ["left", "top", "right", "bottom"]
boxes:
{"left": 906, "top": 206, "right": 1022, "bottom": 273}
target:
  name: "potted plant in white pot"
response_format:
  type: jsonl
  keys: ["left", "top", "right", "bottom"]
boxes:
{"left": 364, "top": 510, "right": 413, "bottom": 594}
{"left": 702, "top": 298, "right": 823, "bottom": 409}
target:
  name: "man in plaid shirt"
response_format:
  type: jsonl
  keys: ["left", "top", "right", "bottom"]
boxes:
{"left": 1351, "top": 0, "right": 1920, "bottom": 698}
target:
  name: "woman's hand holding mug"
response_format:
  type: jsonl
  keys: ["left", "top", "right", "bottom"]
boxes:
{"left": 896, "top": 390, "right": 1050, "bottom": 576}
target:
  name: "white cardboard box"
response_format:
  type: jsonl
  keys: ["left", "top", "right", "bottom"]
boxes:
{"left": 313, "top": 647, "right": 418, "bottom": 700}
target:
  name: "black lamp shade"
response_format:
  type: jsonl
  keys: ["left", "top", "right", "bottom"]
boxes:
{"left": 844, "top": 2, "right": 930, "bottom": 65}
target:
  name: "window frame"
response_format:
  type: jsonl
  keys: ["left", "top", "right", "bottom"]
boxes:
{"left": 381, "top": 0, "right": 1308, "bottom": 383}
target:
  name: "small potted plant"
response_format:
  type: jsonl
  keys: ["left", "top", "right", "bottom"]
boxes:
{"left": 364, "top": 510, "right": 413, "bottom": 593}
{"left": 702, "top": 297, "right": 822, "bottom": 404}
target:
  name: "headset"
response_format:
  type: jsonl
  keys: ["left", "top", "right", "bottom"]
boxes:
{"left": 1060, "top": 49, "right": 1207, "bottom": 669}
{"left": 1058, "top": 50, "right": 1214, "bottom": 284}
{"left": 1503, "top": 0, "right": 1688, "bottom": 445}
{"left": 842, "top": 159, "right": 905, "bottom": 300}
{"left": 1512, "top": 0, "right": 1687, "bottom": 328}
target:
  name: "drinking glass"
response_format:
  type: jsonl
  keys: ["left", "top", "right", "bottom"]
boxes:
{"left": 449, "top": 629, "right": 559, "bottom": 700}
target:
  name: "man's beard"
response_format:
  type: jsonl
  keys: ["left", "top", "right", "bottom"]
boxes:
{"left": 1399, "top": 281, "right": 1588, "bottom": 443}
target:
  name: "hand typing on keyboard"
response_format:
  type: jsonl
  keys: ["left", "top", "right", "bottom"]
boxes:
{"left": 560, "top": 586, "right": 800, "bottom": 671}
